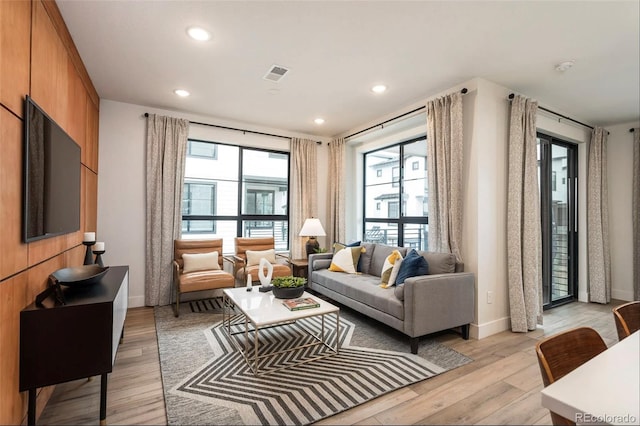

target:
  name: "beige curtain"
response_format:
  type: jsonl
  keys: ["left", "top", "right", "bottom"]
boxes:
{"left": 632, "top": 129, "right": 639, "bottom": 300}
{"left": 426, "top": 92, "right": 464, "bottom": 261}
{"left": 587, "top": 127, "right": 611, "bottom": 304}
{"left": 145, "top": 114, "right": 189, "bottom": 306}
{"left": 507, "top": 95, "right": 542, "bottom": 332}
{"left": 327, "top": 138, "right": 346, "bottom": 244}
{"left": 290, "top": 138, "right": 318, "bottom": 259}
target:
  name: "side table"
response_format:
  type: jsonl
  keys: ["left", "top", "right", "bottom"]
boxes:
{"left": 288, "top": 258, "right": 309, "bottom": 279}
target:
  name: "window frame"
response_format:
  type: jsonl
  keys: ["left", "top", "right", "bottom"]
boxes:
{"left": 182, "top": 181, "right": 217, "bottom": 234}
{"left": 181, "top": 139, "right": 290, "bottom": 249}
{"left": 362, "top": 136, "right": 428, "bottom": 248}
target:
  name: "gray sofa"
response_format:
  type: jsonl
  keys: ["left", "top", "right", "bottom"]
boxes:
{"left": 308, "top": 243, "right": 475, "bottom": 354}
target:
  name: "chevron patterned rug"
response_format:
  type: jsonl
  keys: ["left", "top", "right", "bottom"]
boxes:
{"left": 155, "top": 298, "right": 471, "bottom": 425}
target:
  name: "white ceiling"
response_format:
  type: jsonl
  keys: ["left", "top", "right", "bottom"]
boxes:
{"left": 57, "top": 1, "right": 640, "bottom": 137}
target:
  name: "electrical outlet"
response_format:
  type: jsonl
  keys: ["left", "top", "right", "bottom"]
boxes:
{"left": 487, "top": 291, "right": 494, "bottom": 304}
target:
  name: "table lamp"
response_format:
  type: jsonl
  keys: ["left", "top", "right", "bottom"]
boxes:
{"left": 299, "top": 218, "right": 326, "bottom": 257}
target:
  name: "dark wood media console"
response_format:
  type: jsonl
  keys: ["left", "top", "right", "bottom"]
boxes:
{"left": 20, "top": 265, "right": 129, "bottom": 425}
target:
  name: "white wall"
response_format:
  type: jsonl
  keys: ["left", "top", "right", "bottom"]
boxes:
{"left": 98, "top": 99, "right": 329, "bottom": 307}
{"left": 338, "top": 76, "right": 637, "bottom": 340}
{"left": 607, "top": 121, "right": 639, "bottom": 301}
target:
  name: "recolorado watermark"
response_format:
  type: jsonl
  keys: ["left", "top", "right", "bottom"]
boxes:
{"left": 575, "top": 413, "right": 638, "bottom": 424}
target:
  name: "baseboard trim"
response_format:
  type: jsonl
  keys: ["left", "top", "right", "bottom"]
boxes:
{"left": 578, "top": 291, "right": 589, "bottom": 302}
{"left": 611, "top": 289, "right": 634, "bottom": 302}
{"left": 128, "top": 295, "right": 145, "bottom": 308}
{"left": 470, "top": 316, "right": 511, "bottom": 339}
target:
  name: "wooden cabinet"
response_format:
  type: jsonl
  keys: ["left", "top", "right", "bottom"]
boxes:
{"left": 20, "top": 266, "right": 129, "bottom": 425}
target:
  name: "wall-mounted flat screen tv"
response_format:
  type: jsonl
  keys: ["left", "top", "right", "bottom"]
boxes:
{"left": 23, "top": 96, "right": 81, "bottom": 243}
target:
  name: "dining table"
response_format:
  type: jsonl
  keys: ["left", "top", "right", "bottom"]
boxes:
{"left": 540, "top": 330, "right": 639, "bottom": 425}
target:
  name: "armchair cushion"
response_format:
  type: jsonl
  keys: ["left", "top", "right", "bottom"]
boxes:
{"left": 182, "top": 251, "right": 221, "bottom": 273}
{"left": 178, "top": 270, "right": 234, "bottom": 292}
{"left": 245, "top": 249, "right": 276, "bottom": 266}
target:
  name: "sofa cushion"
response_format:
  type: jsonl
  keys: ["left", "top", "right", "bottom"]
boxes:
{"left": 394, "top": 283, "right": 405, "bottom": 301}
{"left": 396, "top": 249, "right": 429, "bottom": 284}
{"left": 416, "top": 251, "right": 457, "bottom": 275}
{"left": 380, "top": 250, "right": 403, "bottom": 288}
{"left": 370, "top": 244, "right": 408, "bottom": 277}
{"left": 312, "top": 258, "right": 332, "bottom": 270}
{"left": 329, "top": 246, "right": 363, "bottom": 274}
{"left": 358, "top": 243, "right": 376, "bottom": 274}
{"left": 312, "top": 269, "right": 404, "bottom": 320}
{"left": 182, "top": 251, "right": 220, "bottom": 273}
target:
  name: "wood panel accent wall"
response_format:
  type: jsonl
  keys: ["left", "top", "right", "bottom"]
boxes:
{"left": 0, "top": 1, "right": 100, "bottom": 423}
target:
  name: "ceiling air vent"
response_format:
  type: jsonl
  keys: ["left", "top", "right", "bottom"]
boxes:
{"left": 263, "top": 65, "right": 290, "bottom": 82}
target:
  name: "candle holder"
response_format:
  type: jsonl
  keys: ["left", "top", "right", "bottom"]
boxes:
{"left": 93, "top": 250, "right": 105, "bottom": 267}
{"left": 83, "top": 241, "right": 95, "bottom": 265}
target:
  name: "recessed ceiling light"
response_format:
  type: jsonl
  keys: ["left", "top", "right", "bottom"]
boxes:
{"left": 371, "top": 84, "right": 387, "bottom": 94}
{"left": 174, "top": 89, "right": 190, "bottom": 97}
{"left": 314, "top": 118, "right": 325, "bottom": 125}
{"left": 555, "top": 60, "right": 575, "bottom": 72}
{"left": 187, "top": 26, "right": 211, "bottom": 41}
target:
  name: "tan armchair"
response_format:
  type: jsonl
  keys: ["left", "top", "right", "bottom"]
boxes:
{"left": 173, "top": 239, "right": 234, "bottom": 317}
{"left": 227, "top": 237, "right": 292, "bottom": 284}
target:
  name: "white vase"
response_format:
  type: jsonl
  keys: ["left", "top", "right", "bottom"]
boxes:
{"left": 258, "top": 258, "right": 273, "bottom": 287}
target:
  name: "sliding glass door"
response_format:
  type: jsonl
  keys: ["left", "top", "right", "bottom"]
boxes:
{"left": 538, "top": 134, "right": 578, "bottom": 308}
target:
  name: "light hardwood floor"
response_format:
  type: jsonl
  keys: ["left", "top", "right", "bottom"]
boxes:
{"left": 38, "top": 299, "right": 624, "bottom": 425}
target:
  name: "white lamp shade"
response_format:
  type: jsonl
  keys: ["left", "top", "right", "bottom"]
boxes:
{"left": 299, "top": 218, "right": 326, "bottom": 237}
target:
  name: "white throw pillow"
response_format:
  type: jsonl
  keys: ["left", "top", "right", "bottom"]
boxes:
{"left": 380, "top": 250, "right": 403, "bottom": 288}
{"left": 182, "top": 251, "right": 220, "bottom": 273}
{"left": 245, "top": 249, "right": 276, "bottom": 266}
{"left": 329, "top": 246, "right": 364, "bottom": 274}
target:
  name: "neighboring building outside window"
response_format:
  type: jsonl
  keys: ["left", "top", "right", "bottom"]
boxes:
{"left": 363, "top": 137, "right": 428, "bottom": 250}
{"left": 181, "top": 139, "right": 289, "bottom": 253}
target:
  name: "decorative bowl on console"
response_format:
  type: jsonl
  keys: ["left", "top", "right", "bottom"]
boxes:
{"left": 271, "top": 276, "right": 306, "bottom": 299}
{"left": 50, "top": 265, "right": 110, "bottom": 288}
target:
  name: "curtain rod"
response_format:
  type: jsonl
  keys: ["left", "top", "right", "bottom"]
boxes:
{"left": 507, "top": 93, "right": 601, "bottom": 133}
{"left": 344, "top": 87, "right": 468, "bottom": 140}
{"left": 143, "top": 113, "right": 322, "bottom": 144}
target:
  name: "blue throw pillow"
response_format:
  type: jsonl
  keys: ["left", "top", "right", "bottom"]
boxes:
{"left": 395, "top": 249, "right": 429, "bottom": 284}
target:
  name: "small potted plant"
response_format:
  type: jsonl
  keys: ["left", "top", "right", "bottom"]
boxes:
{"left": 271, "top": 276, "right": 307, "bottom": 299}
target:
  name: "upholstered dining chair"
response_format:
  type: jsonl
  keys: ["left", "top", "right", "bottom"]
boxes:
{"left": 535, "top": 327, "right": 608, "bottom": 425}
{"left": 228, "top": 237, "right": 291, "bottom": 285}
{"left": 173, "top": 239, "right": 234, "bottom": 317}
{"left": 612, "top": 301, "right": 640, "bottom": 341}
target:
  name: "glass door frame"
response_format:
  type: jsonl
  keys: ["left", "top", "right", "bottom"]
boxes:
{"left": 538, "top": 133, "right": 578, "bottom": 309}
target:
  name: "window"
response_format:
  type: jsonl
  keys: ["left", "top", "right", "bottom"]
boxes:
{"left": 187, "top": 140, "right": 217, "bottom": 158}
{"left": 388, "top": 201, "right": 399, "bottom": 218}
{"left": 363, "top": 137, "right": 428, "bottom": 250}
{"left": 182, "top": 182, "right": 216, "bottom": 234}
{"left": 392, "top": 166, "right": 400, "bottom": 187}
{"left": 376, "top": 169, "right": 382, "bottom": 177}
{"left": 538, "top": 133, "right": 578, "bottom": 308}
{"left": 181, "top": 139, "right": 289, "bottom": 252}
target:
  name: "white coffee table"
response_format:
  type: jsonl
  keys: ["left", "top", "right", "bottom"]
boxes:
{"left": 222, "top": 287, "right": 340, "bottom": 375}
